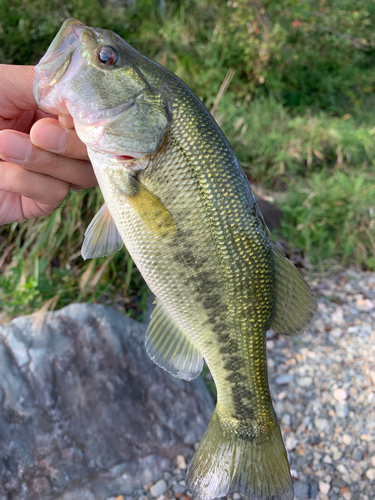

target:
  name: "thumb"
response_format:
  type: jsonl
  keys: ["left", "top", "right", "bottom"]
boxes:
{"left": 0, "top": 65, "right": 37, "bottom": 119}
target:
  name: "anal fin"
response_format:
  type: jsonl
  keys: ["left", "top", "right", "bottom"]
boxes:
{"left": 145, "top": 300, "right": 203, "bottom": 381}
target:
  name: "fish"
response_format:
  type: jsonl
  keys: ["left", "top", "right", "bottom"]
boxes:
{"left": 34, "top": 19, "right": 316, "bottom": 500}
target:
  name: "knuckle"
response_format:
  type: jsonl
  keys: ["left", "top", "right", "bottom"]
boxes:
{"left": 55, "top": 180, "right": 69, "bottom": 201}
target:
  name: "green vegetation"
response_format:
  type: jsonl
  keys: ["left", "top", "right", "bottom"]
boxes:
{"left": 219, "top": 96, "right": 375, "bottom": 186}
{"left": 0, "top": 189, "right": 149, "bottom": 319}
{"left": 280, "top": 171, "right": 375, "bottom": 270}
{"left": 1, "top": 0, "right": 375, "bottom": 317}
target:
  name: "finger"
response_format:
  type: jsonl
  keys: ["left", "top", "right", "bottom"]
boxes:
{"left": 0, "top": 130, "right": 97, "bottom": 190}
{"left": 0, "top": 161, "right": 69, "bottom": 207}
{"left": 0, "top": 190, "right": 60, "bottom": 224}
{"left": 0, "top": 191, "right": 27, "bottom": 224}
{"left": 58, "top": 113, "right": 75, "bottom": 129}
{"left": 30, "top": 118, "right": 89, "bottom": 160}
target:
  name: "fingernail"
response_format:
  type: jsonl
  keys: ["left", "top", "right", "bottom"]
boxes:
{"left": 32, "top": 122, "right": 67, "bottom": 152}
{"left": 0, "top": 132, "right": 33, "bottom": 161}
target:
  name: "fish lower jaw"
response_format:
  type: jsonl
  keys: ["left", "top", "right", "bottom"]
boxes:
{"left": 87, "top": 147, "right": 148, "bottom": 172}
{"left": 33, "top": 83, "right": 71, "bottom": 115}
{"left": 113, "top": 153, "right": 149, "bottom": 172}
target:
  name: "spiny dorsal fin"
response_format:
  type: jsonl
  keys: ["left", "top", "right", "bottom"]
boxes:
{"left": 271, "top": 244, "right": 316, "bottom": 336}
{"left": 145, "top": 300, "right": 204, "bottom": 381}
{"left": 81, "top": 203, "right": 123, "bottom": 260}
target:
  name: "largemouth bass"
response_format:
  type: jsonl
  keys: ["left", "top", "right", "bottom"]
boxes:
{"left": 34, "top": 19, "right": 316, "bottom": 500}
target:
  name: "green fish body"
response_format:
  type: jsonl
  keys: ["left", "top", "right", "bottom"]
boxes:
{"left": 34, "top": 19, "right": 316, "bottom": 500}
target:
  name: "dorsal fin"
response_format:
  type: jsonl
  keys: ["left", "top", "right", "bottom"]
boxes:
{"left": 271, "top": 244, "right": 316, "bottom": 336}
{"left": 81, "top": 203, "right": 123, "bottom": 260}
{"left": 145, "top": 300, "right": 204, "bottom": 381}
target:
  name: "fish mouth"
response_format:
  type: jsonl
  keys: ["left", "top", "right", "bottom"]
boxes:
{"left": 33, "top": 19, "right": 85, "bottom": 114}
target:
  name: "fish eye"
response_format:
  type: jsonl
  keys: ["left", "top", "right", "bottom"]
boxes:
{"left": 97, "top": 45, "right": 118, "bottom": 66}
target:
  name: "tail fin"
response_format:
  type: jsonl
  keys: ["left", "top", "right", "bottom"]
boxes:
{"left": 186, "top": 409, "right": 293, "bottom": 500}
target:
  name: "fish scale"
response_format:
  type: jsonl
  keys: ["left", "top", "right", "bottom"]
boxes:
{"left": 34, "top": 19, "right": 316, "bottom": 500}
{"left": 155, "top": 84, "right": 276, "bottom": 429}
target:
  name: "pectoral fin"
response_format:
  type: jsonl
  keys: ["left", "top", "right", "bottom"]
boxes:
{"left": 146, "top": 300, "right": 204, "bottom": 381}
{"left": 123, "top": 175, "right": 177, "bottom": 237}
{"left": 271, "top": 244, "right": 317, "bottom": 336}
{"left": 81, "top": 203, "right": 123, "bottom": 260}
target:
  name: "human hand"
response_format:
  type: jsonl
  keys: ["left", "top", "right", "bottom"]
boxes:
{"left": 0, "top": 65, "right": 97, "bottom": 225}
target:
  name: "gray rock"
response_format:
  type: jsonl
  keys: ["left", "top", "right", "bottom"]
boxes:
{"left": 297, "top": 377, "right": 313, "bottom": 388}
{"left": 315, "top": 418, "right": 331, "bottom": 432}
{"left": 149, "top": 479, "right": 167, "bottom": 497}
{"left": 285, "top": 437, "right": 298, "bottom": 451}
{"left": 281, "top": 413, "right": 291, "bottom": 426}
{"left": 335, "top": 403, "right": 349, "bottom": 419}
{"left": 172, "top": 482, "right": 187, "bottom": 495}
{"left": 332, "top": 477, "right": 346, "bottom": 488}
{"left": 309, "top": 483, "right": 319, "bottom": 498}
{"left": 0, "top": 304, "right": 214, "bottom": 500}
{"left": 294, "top": 481, "right": 310, "bottom": 499}
{"left": 275, "top": 374, "right": 293, "bottom": 385}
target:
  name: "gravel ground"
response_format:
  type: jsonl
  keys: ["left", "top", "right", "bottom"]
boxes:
{"left": 109, "top": 267, "right": 375, "bottom": 500}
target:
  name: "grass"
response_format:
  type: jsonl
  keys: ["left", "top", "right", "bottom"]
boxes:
{"left": 0, "top": 189, "right": 149, "bottom": 320}
{"left": 0, "top": 0, "right": 375, "bottom": 319}
{"left": 278, "top": 170, "right": 375, "bottom": 271}
{"left": 217, "top": 95, "right": 375, "bottom": 188}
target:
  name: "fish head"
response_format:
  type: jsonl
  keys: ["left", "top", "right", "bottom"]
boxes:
{"left": 34, "top": 18, "right": 171, "bottom": 159}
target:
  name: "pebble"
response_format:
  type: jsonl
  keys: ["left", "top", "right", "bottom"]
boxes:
{"left": 360, "top": 434, "right": 373, "bottom": 442}
{"left": 337, "top": 464, "right": 349, "bottom": 476}
{"left": 297, "top": 377, "right": 313, "bottom": 388}
{"left": 309, "top": 483, "right": 318, "bottom": 498}
{"left": 331, "top": 307, "right": 343, "bottom": 324}
{"left": 356, "top": 297, "right": 374, "bottom": 310}
{"left": 281, "top": 413, "right": 291, "bottom": 426}
{"left": 294, "top": 481, "right": 309, "bottom": 499}
{"left": 330, "top": 327, "right": 343, "bottom": 338}
{"left": 171, "top": 483, "right": 187, "bottom": 495}
{"left": 149, "top": 480, "right": 167, "bottom": 497}
{"left": 275, "top": 374, "right": 293, "bottom": 385}
{"left": 335, "top": 403, "right": 349, "bottom": 418}
{"left": 333, "top": 388, "right": 348, "bottom": 401}
{"left": 266, "top": 340, "right": 274, "bottom": 349}
{"left": 319, "top": 481, "right": 331, "bottom": 495}
{"left": 315, "top": 418, "right": 330, "bottom": 432}
{"left": 365, "top": 468, "right": 375, "bottom": 481}
{"left": 270, "top": 269, "right": 375, "bottom": 499}
{"left": 342, "top": 434, "right": 352, "bottom": 445}
{"left": 176, "top": 455, "right": 186, "bottom": 469}
{"left": 285, "top": 437, "right": 298, "bottom": 451}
